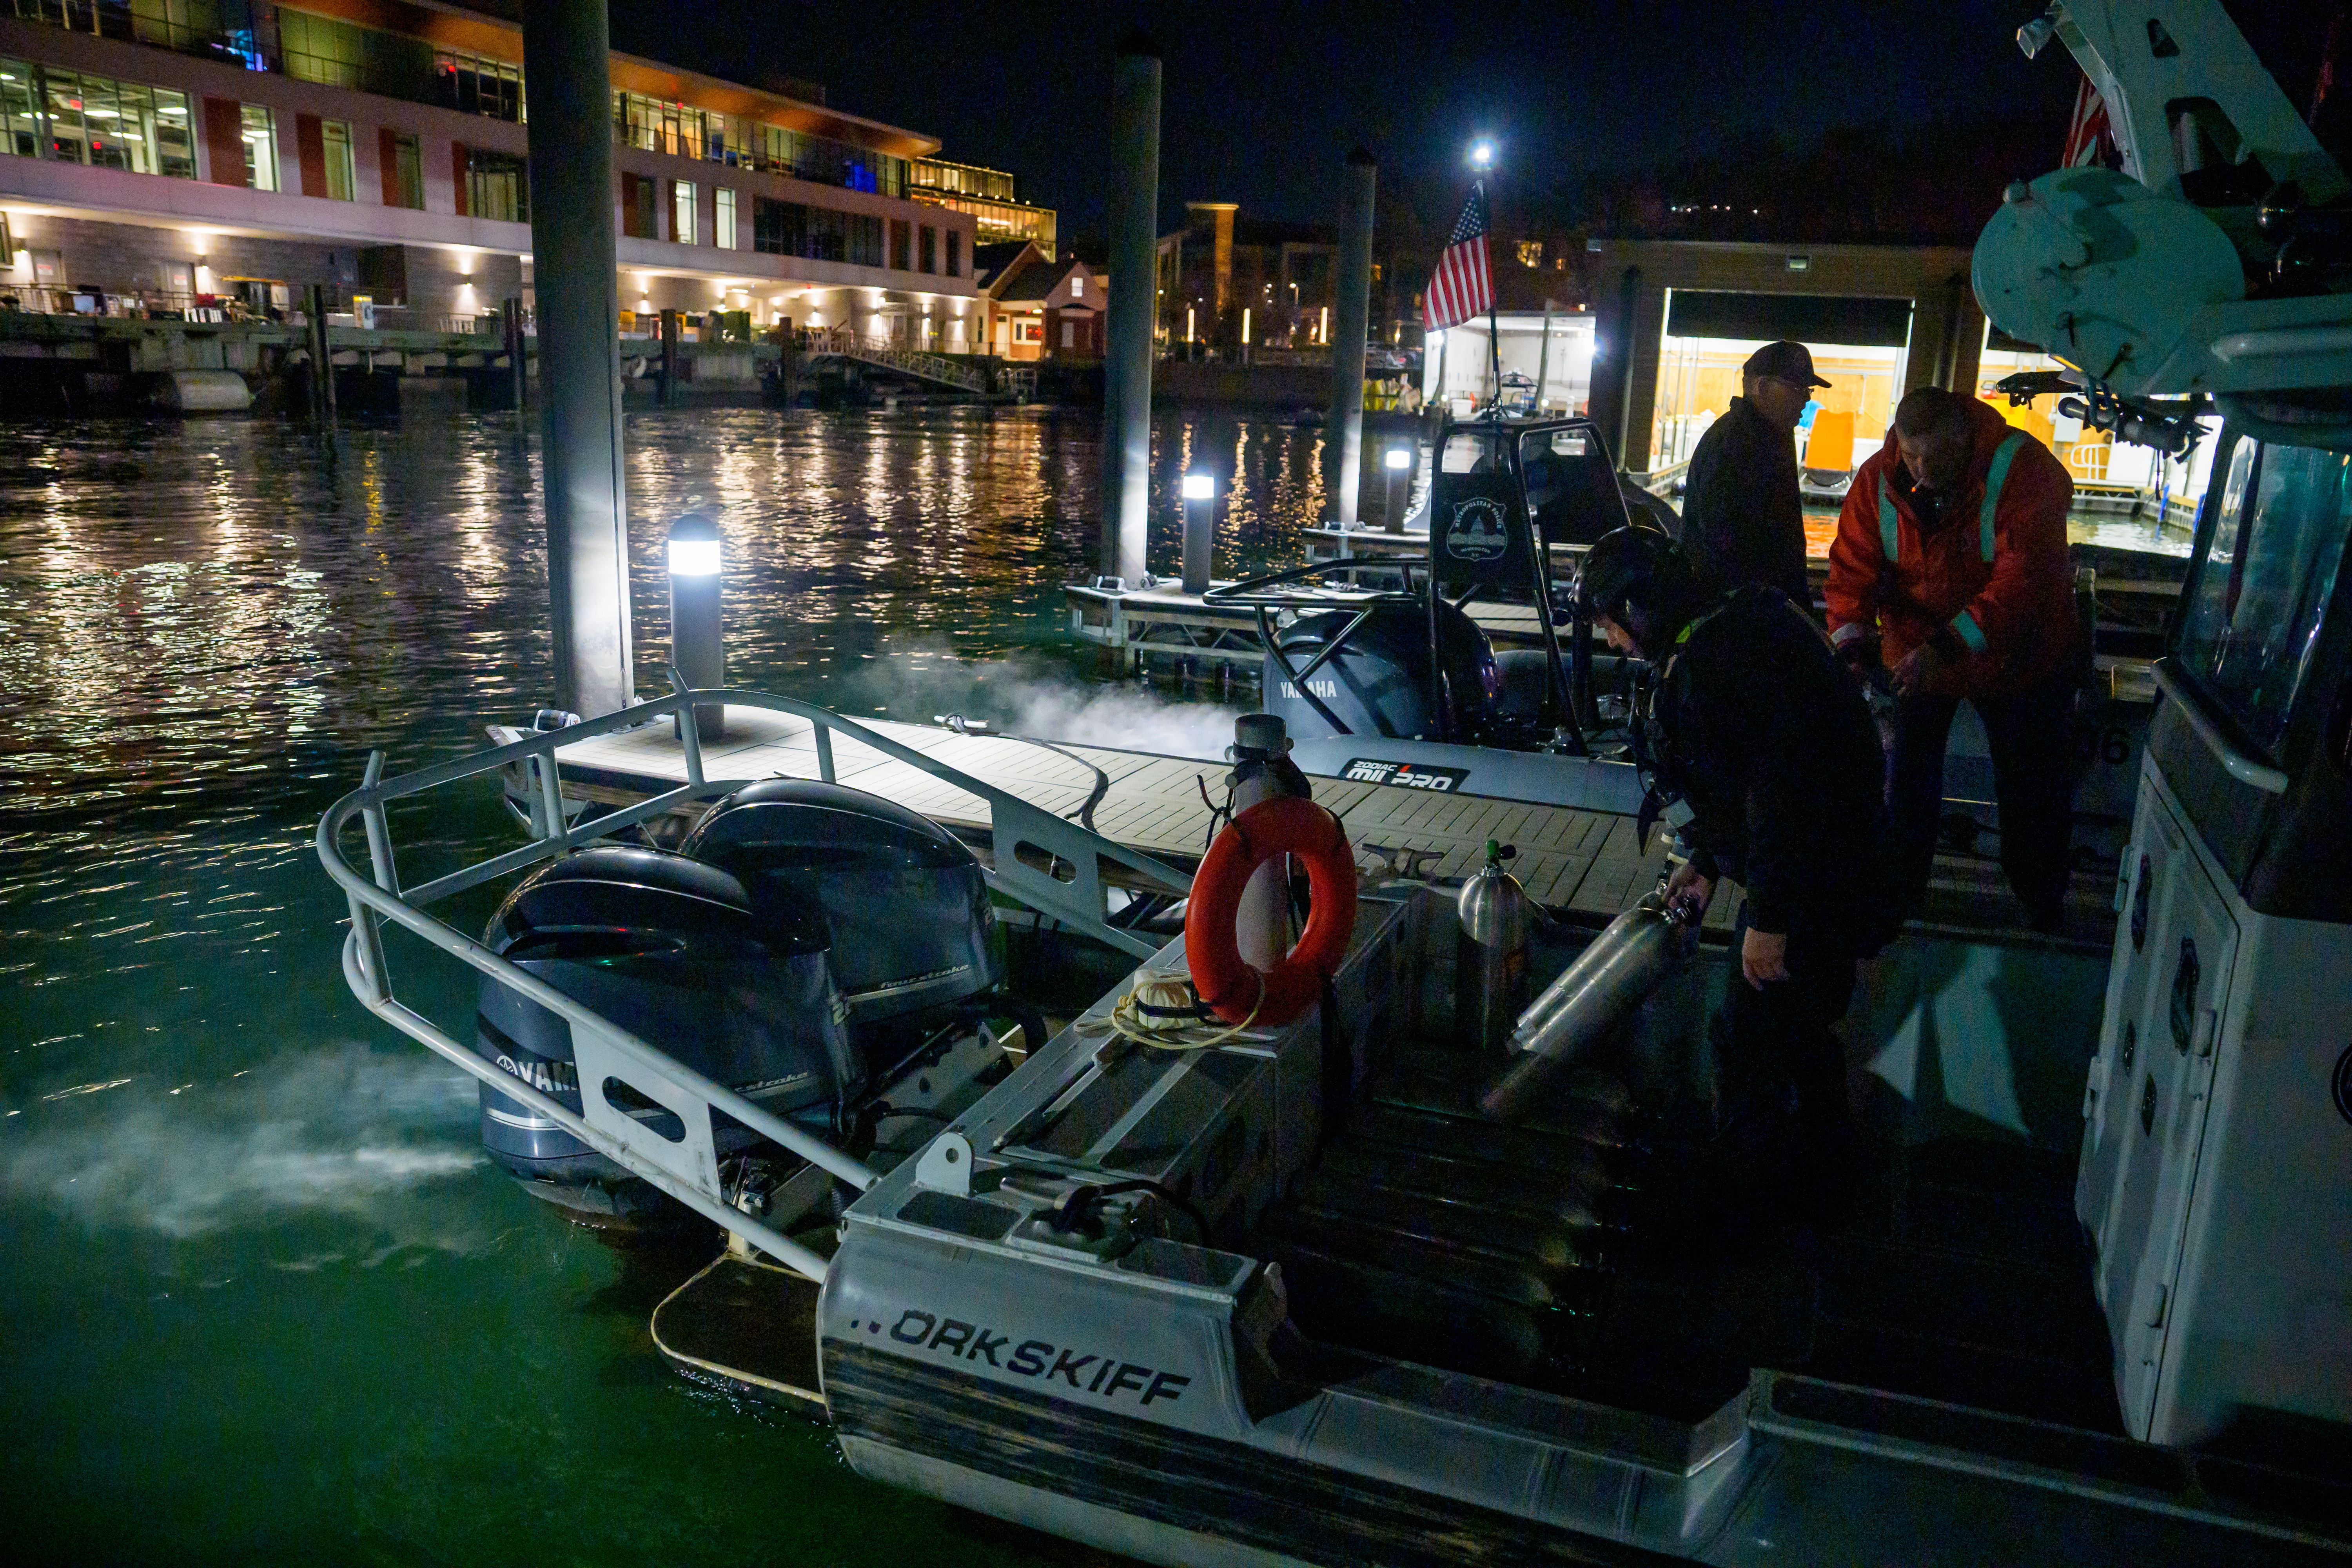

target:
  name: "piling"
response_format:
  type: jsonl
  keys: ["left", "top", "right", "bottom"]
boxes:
{"left": 501, "top": 296, "right": 527, "bottom": 413}
{"left": 660, "top": 309, "right": 681, "bottom": 408}
{"left": 1327, "top": 147, "right": 1377, "bottom": 527}
{"left": 522, "top": 0, "right": 633, "bottom": 717}
{"left": 1101, "top": 32, "right": 1161, "bottom": 585}
{"left": 304, "top": 282, "right": 335, "bottom": 422}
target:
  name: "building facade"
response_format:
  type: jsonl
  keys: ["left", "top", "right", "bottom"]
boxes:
{"left": 0, "top": 1, "right": 980, "bottom": 349}
{"left": 974, "top": 241, "right": 1098, "bottom": 362}
{"left": 1155, "top": 200, "right": 1335, "bottom": 355}
{"left": 908, "top": 156, "right": 1053, "bottom": 258}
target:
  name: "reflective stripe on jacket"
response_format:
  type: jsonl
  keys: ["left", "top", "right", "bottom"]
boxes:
{"left": 1824, "top": 399, "right": 2076, "bottom": 697}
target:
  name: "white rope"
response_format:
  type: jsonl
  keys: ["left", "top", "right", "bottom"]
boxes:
{"left": 1106, "top": 966, "right": 1266, "bottom": 1051}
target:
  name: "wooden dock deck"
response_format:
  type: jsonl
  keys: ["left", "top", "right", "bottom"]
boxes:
{"left": 528, "top": 708, "right": 1688, "bottom": 923}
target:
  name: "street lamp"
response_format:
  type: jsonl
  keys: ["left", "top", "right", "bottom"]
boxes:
{"left": 1180, "top": 471, "right": 1217, "bottom": 594}
{"left": 1469, "top": 137, "right": 1495, "bottom": 172}
{"left": 1382, "top": 444, "right": 1413, "bottom": 534}
{"left": 668, "top": 511, "right": 724, "bottom": 740}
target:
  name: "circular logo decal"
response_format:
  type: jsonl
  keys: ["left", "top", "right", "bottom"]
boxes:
{"left": 1446, "top": 497, "right": 1510, "bottom": 562}
{"left": 2334, "top": 1042, "right": 2352, "bottom": 1127}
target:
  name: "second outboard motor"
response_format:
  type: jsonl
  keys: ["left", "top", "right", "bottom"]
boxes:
{"left": 679, "top": 779, "right": 1002, "bottom": 1051}
{"left": 1266, "top": 598, "right": 1498, "bottom": 741}
{"left": 476, "top": 845, "right": 851, "bottom": 1225}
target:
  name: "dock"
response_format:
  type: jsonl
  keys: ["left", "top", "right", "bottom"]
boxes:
{"left": 1067, "top": 526, "right": 2188, "bottom": 679}
{"left": 520, "top": 707, "right": 1685, "bottom": 924}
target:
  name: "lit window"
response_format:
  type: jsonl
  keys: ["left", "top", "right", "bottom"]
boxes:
{"left": 672, "top": 180, "right": 696, "bottom": 245}
{"left": 714, "top": 187, "right": 736, "bottom": 250}
{"left": 1071, "top": 272, "right": 1083, "bottom": 298}
{"left": 321, "top": 120, "right": 355, "bottom": 201}
{"left": 241, "top": 104, "right": 278, "bottom": 191}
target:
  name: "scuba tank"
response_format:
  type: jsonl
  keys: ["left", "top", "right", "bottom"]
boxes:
{"left": 1228, "top": 713, "right": 1312, "bottom": 970}
{"left": 1455, "top": 840, "right": 1531, "bottom": 1055}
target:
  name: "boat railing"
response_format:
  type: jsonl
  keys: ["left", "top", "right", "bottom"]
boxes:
{"left": 317, "top": 679, "right": 1194, "bottom": 1281}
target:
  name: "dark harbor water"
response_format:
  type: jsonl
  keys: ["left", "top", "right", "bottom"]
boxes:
{"left": 0, "top": 405, "right": 1332, "bottom": 1564}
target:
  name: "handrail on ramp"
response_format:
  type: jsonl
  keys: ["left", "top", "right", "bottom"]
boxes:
{"left": 318, "top": 681, "right": 1194, "bottom": 1279}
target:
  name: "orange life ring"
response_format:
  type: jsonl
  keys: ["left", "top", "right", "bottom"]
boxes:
{"left": 1185, "top": 796, "right": 1357, "bottom": 1027}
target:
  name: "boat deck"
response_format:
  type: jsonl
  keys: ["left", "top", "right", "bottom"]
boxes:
{"left": 528, "top": 708, "right": 1684, "bottom": 922}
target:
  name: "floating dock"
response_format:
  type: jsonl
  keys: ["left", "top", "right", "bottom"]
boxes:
{"left": 513, "top": 705, "right": 2118, "bottom": 943}
{"left": 516, "top": 708, "right": 1681, "bottom": 922}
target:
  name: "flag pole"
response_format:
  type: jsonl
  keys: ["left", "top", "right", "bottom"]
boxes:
{"left": 1479, "top": 178, "right": 1502, "bottom": 419}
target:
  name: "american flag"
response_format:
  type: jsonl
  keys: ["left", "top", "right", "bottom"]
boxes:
{"left": 1424, "top": 185, "right": 1493, "bottom": 332}
{"left": 2062, "top": 75, "right": 2118, "bottom": 169}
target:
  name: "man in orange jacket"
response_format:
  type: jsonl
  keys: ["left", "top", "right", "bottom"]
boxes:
{"left": 1826, "top": 386, "right": 2080, "bottom": 933}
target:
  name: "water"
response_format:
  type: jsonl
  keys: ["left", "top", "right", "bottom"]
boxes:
{"left": 0, "top": 405, "right": 1335, "bottom": 1563}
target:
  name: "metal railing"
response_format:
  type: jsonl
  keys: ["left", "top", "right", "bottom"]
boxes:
{"left": 317, "top": 679, "right": 1189, "bottom": 1278}
{"left": 800, "top": 328, "right": 987, "bottom": 391}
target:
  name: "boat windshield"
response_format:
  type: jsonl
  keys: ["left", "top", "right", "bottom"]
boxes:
{"left": 2175, "top": 436, "right": 2352, "bottom": 760}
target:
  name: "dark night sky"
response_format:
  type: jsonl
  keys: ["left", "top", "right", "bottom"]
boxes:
{"left": 610, "top": 1, "right": 2322, "bottom": 241}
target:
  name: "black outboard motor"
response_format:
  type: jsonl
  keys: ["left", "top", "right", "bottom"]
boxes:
{"left": 1267, "top": 598, "right": 1500, "bottom": 742}
{"left": 475, "top": 845, "right": 851, "bottom": 1225}
{"left": 679, "top": 780, "right": 1002, "bottom": 1055}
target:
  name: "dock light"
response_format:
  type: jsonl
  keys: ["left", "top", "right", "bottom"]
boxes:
{"left": 1469, "top": 138, "right": 1495, "bottom": 172}
{"left": 1180, "top": 472, "right": 1218, "bottom": 593}
{"left": 667, "top": 512, "right": 725, "bottom": 740}
{"left": 1382, "top": 444, "right": 1413, "bottom": 532}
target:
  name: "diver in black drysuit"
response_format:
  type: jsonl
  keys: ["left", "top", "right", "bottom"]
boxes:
{"left": 1580, "top": 526, "right": 1896, "bottom": 1216}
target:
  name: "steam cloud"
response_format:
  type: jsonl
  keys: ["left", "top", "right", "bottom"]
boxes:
{"left": 846, "top": 641, "right": 1241, "bottom": 760}
{"left": 1, "top": 1044, "right": 486, "bottom": 1245}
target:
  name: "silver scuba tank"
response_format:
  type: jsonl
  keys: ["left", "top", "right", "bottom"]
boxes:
{"left": 1455, "top": 840, "right": 1531, "bottom": 1055}
{"left": 1230, "top": 713, "right": 1308, "bottom": 971}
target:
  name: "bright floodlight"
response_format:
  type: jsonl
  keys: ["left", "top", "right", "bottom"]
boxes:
{"left": 1468, "top": 138, "right": 1495, "bottom": 171}
{"left": 1181, "top": 472, "right": 1215, "bottom": 500}
{"left": 1385, "top": 447, "right": 1412, "bottom": 470}
{"left": 668, "top": 538, "right": 721, "bottom": 576}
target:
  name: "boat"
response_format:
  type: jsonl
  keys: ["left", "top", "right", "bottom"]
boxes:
{"left": 315, "top": 4, "right": 2352, "bottom": 1558}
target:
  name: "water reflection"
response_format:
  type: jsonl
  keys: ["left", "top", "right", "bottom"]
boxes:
{"left": 0, "top": 402, "right": 1347, "bottom": 1561}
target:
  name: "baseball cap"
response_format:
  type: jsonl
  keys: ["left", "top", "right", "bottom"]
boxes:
{"left": 1743, "top": 340, "right": 1831, "bottom": 388}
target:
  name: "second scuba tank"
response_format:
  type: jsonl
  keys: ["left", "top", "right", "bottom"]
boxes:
{"left": 1455, "top": 840, "right": 1531, "bottom": 1055}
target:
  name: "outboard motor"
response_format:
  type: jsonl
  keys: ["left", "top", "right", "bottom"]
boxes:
{"left": 679, "top": 779, "right": 1002, "bottom": 1055}
{"left": 476, "top": 845, "right": 851, "bottom": 1225}
{"left": 1266, "top": 597, "right": 1499, "bottom": 742}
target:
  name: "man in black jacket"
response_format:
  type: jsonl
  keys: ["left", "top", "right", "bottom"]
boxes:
{"left": 1581, "top": 526, "right": 1890, "bottom": 1205}
{"left": 1678, "top": 341, "right": 1825, "bottom": 606}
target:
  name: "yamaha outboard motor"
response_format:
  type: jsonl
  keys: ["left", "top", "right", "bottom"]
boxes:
{"left": 1267, "top": 597, "right": 1499, "bottom": 742}
{"left": 679, "top": 780, "right": 1002, "bottom": 1054}
{"left": 476, "top": 845, "right": 851, "bottom": 1225}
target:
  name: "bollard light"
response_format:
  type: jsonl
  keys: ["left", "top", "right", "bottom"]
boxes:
{"left": 1382, "top": 443, "right": 1413, "bottom": 533}
{"left": 1180, "top": 471, "right": 1217, "bottom": 594}
{"left": 668, "top": 534, "right": 721, "bottom": 576}
{"left": 667, "top": 511, "right": 725, "bottom": 741}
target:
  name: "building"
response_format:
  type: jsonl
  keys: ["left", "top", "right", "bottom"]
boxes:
{"left": 975, "top": 240, "right": 1099, "bottom": 361}
{"left": 1156, "top": 200, "right": 1335, "bottom": 354}
{"left": 1579, "top": 240, "right": 1987, "bottom": 474}
{"left": 0, "top": 1, "right": 981, "bottom": 351}
{"left": 908, "top": 156, "right": 1054, "bottom": 258}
